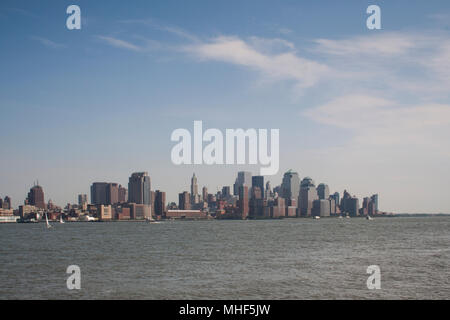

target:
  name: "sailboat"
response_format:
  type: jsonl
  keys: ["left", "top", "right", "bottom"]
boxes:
{"left": 59, "top": 215, "right": 65, "bottom": 224}
{"left": 45, "top": 213, "right": 53, "bottom": 229}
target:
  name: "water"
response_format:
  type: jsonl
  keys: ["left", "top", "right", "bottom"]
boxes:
{"left": 0, "top": 216, "right": 449, "bottom": 299}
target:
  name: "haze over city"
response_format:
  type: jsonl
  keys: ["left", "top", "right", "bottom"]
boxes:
{"left": 1, "top": 0, "right": 450, "bottom": 213}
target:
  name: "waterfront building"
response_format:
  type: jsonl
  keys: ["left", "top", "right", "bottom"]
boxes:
{"left": 252, "top": 176, "right": 264, "bottom": 199}
{"left": 27, "top": 184, "right": 45, "bottom": 209}
{"left": 371, "top": 194, "right": 379, "bottom": 213}
{"left": 90, "top": 182, "right": 108, "bottom": 205}
{"left": 0, "top": 196, "right": 11, "bottom": 209}
{"left": 280, "top": 170, "right": 300, "bottom": 204}
{"left": 265, "top": 181, "right": 273, "bottom": 199}
{"left": 118, "top": 185, "right": 127, "bottom": 203}
{"left": 128, "top": 172, "right": 151, "bottom": 205}
{"left": 191, "top": 173, "right": 199, "bottom": 204}
{"left": 179, "top": 191, "right": 191, "bottom": 210}
{"left": 78, "top": 194, "right": 88, "bottom": 206}
{"left": 97, "top": 204, "right": 112, "bottom": 221}
{"left": 238, "top": 186, "right": 249, "bottom": 219}
{"left": 312, "top": 199, "right": 331, "bottom": 217}
{"left": 125, "top": 203, "right": 151, "bottom": 220}
{"left": 154, "top": 190, "right": 166, "bottom": 217}
{"left": 317, "top": 183, "right": 330, "bottom": 200}
{"left": 106, "top": 183, "right": 119, "bottom": 205}
{"left": 202, "top": 187, "right": 208, "bottom": 202}
{"left": 270, "top": 197, "right": 286, "bottom": 218}
{"left": 299, "top": 177, "right": 318, "bottom": 216}
{"left": 166, "top": 210, "right": 208, "bottom": 219}
{"left": 233, "top": 171, "right": 252, "bottom": 196}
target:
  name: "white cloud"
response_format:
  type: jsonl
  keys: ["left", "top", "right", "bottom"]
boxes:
{"left": 31, "top": 36, "right": 65, "bottom": 49}
{"left": 96, "top": 35, "right": 142, "bottom": 52}
{"left": 314, "top": 33, "right": 417, "bottom": 56}
{"left": 184, "top": 36, "right": 330, "bottom": 89}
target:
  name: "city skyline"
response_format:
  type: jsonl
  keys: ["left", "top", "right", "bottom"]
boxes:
{"left": 1, "top": 1, "right": 450, "bottom": 212}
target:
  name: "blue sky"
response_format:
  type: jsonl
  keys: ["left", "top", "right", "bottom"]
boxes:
{"left": 1, "top": 0, "right": 450, "bottom": 212}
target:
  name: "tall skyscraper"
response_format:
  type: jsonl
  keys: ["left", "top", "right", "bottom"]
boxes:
{"left": 191, "top": 173, "right": 199, "bottom": 204}
{"left": 202, "top": 186, "right": 208, "bottom": 202}
{"left": 118, "top": 185, "right": 127, "bottom": 203}
{"left": 317, "top": 183, "right": 330, "bottom": 200}
{"left": 128, "top": 172, "right": 151, "bottom": 205}
{"left": 90, "top": 182, "right": 108, "bottom": 205}
{"left": 281, "top": 170, "right": 300, "bottom": 202}
{"left": 0, "top": 196, "right": 11, "bottom": 209}
{"left": 178, "top": 191, "right": 190, "bottom": 210}
{"left": 265, "top": 181, "right": 272, "bottom": 199}
{"left": 331, "top": 192, "right": 340, "bottom": 206}
{"left": 27, "top": 184, "right": 45, "bottom": 209}
{"left": 154, "top": 190, "right": 166, "bottom": 217}
{"left": 238, "top": 186, "right": 249, "bottom": 219}
{"left": 90, "top": 182, "right": 120, "bottom": 205}
{"left": 371, "top": 194, "right": 379, "bottom": 213}
{"left": 252, "top": 176, "right": 264, "bottom": 199}
{"left": 106, "top": 183, "right": 119, "bottom": 205}
{"left": 299, "top": 177, "right": 318, "bottom": 216}
{"left": 221, "top": 186, "right": 231, "bottom": 199}
{"left": 78, "top": 194, "right": 88, "bottom": 206}
{"left": 233, "top": 171, "right": 252, "bottom": 195}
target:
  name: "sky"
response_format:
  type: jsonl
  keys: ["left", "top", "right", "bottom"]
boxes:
{"left": 1, "top": 0, "right": 450, "bottom": 213}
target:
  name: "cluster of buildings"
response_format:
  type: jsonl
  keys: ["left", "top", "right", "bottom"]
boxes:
{"left": 0, "top": 170, "right": 382, "bottom": 223}
{"left": 175, "top": 170, "right": 380, "bottom": 220}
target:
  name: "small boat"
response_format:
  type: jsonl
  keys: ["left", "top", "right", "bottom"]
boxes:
{"left": 366, "top": 215, "right": 373, "bottom": 220}
{"left": 60, "top": 215, "right": 65, "bottom": 224}
{"left": 313, "top": 216, "right": 320, "bottom": 220}
{"left": 338, "top": 215, "right": 343, "bottom": 219}
{"left": 45, "top": 213, "right": 53, "bottom": 229}
{"left": 345, "top": 215, "right": 350, "bottom": 219}
{"left": 146, "top": 216, "right": 161, "bottom": 224}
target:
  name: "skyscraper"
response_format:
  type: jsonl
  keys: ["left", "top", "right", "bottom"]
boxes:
{"left": 191, "top": 173, "right": 199, "bottom": 204}
{"left": 90, "top": 182, "right": 120, "bottom": 205}
{"left": 252, "top": 176, "right": 264, "bottom": 199}
{"left": 221, "top": 186, "right": 231, "bottom": 199}
{"left": 106, "top": 183, "right": 119, "bottom": 205}
{"left": 280, "top": 170, "right": 300, "bottom": 203}
{"left": 179, "top": 191, "right": 190, "bottom": 210}
{"left": 233, "top": 171, "right": 252, "bottom": 195}
{"left": 90, "top": 182, "right": 108, "bottom": 205}
{"left": 265, "top": 181, "right": 272, "bottom": 199}
{"left": 27, "top": 184, "right": 45, "bottom": 209}
{"left": 317, "top": 183, "right": 330, "bottom": 200}
{"left": 128, "top": 172, "right": 151, "bottom": 205}
{"left": 154, "top": 190, "right": 166, "bottom": 217}
{"left": 238, "top": 185, "right": 249, "bottom": 219}
{"left": 299, "top": 177, "right": 318, "bottom": 216}
{"left": 371, "top": 194, "right": 379, "bottom": 213}
{"left": 118, "top": 185, "right": 127, "bottom": 203}
{"left": 1, "top": 196, "right": 11, "bottom": 209}
{"left": 202, "top": 186, "right": 208, "bottom": 202}
{"left": 78, "top": 194, "right": 88, "bottom": 206}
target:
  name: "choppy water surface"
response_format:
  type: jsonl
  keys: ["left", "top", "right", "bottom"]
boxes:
{"left": 0, "top": 216, "right": 449, "bottom": 299}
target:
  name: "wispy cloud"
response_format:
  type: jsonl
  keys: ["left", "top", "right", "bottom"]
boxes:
{"left": 30, "top": 36, "right": 65, "bottom": 49}
{"left": 183, "top": 35, "right": 330, "bottom": 89}
{"left": 313, "top": 33, "right": 417, "bottom": 56}
{"left": 95, "top": 35, "right": 142, "bottom": 52}
{"left": 119, "top": 18, "right": 200, "bottom": 42}
{"left": 8, "top": 7, "right": 39, "bottom": 18}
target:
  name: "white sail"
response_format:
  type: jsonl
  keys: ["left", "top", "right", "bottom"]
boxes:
{"left": 45, "top": 213, "right": 52, "bottom": 228}
{"left": 60, "top": 215, "right": 65, "bottom": 223}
